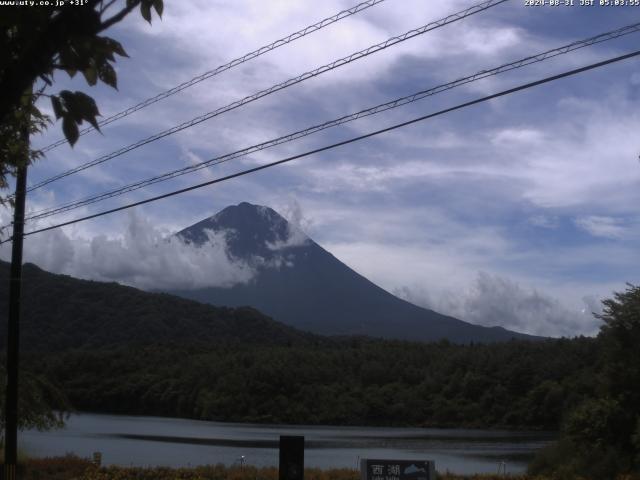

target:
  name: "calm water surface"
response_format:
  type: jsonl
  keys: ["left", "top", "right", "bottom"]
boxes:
{"left": 21, "top": 413, "right": 554, "bottom": 475}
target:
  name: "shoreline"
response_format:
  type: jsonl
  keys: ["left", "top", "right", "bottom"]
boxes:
{"left": 15, "top": 455, "right": 538, "bottom": 480}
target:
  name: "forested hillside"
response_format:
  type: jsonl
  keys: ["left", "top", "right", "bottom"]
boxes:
{"left": 0, "top": 261, "right": 316, "bottom": 351}
{"left": 26, "top": 337, "right": 597, "bottom": 430}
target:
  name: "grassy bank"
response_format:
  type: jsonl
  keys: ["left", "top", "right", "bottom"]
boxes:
{"left": 13, "top": 455, "right": 640, "bottom": 480}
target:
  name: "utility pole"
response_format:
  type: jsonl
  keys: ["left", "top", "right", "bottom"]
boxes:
{"left": 3, "top": 116, "right": 29, "bottom": 480}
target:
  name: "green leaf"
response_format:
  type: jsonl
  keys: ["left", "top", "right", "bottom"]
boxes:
{"left": 59, "top": 47, "right": 79, "bottom": 77}
{"left": 58, "top": 90, "right": 75, "bottom": 108}
{"left": 82, "top": 66, "right": 98, "bottom": 86}
{"left": 140, "top": 1, "right": 152, "bottom": 23}
{"left": 51, "top": 96, "right": 64, "bottom": 120}
{"left": 62, "top": 116, "right": 79, "bottom": 146}
{"left": 104, "top": 37, "right": 129, "bottom": 58}
{"left": 59, "top": 91, "right": 101, "bottom": 132}
{"left": 153, "top": 0, "right": 164, "bottom": 17}
{"left": 73, "top": 92, "right": 101, "bottom": 129}
{"left": 98, "top": 63, "right": 117, "bottom": 90}
{"left": 59, "top": 90, "right": 79, "bottom": 121}
{"left": 85, "top": 115, "right": 101, "bottom": 131}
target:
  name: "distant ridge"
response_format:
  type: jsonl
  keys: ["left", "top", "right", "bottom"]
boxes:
{"left": 172, "top": 202, "right": 538, "bottom": 343}
{"left": 0, "top": 261, "right": 316, "bottom": 353}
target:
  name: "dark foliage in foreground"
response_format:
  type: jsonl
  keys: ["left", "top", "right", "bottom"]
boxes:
{"left": 529, "top": 285, "right": 640, "bottom": 479}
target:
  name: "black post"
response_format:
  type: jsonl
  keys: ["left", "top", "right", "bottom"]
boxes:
{"left": 279, "top": 435, "right": 304, "bottom": 480}
{"left": 4, "top": 138, "right": 28, "bottom": 478}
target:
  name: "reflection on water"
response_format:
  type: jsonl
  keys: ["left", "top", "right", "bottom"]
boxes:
{"left": 20, "top": 413, "right": 554, "bottom": 475}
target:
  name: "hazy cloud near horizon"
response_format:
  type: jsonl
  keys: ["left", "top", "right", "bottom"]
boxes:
{"left": 395, "top": 272, "right": 603, "bottom": 338}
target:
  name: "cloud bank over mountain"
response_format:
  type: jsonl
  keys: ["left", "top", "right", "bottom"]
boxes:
{"left": 0, "top": 212, "right": 255, "bottom": 291}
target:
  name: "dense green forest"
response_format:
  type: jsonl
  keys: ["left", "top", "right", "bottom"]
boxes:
{"left": 25, "top": 337, "right": 597, "bottom": 430}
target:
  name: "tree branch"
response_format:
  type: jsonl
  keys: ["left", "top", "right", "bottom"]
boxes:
{"left": 100, "top": 0, "right": 118, "bottom": 14}
{"left": 98, "top": 1, "right": 140, "bottom": 33}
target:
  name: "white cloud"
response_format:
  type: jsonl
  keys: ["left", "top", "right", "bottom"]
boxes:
{"left": 395, "top": 272, "right": 603, "bottom": 338}
{"left": 179, "top": 148, "right": 216, "bottom": 181}
{"left": 0, "top": 212, "right": 255, "bottom": 291}
{"left": 491, "top": 127, "right": 544, "bottom": 145}
{"left": 529, "top": 214, "right": 559, "bottom": 229}
{"left": 575, "top": 215, "right": 626, "bottom": 239}
{"left": 306, "top": 160, "right": 505, "bottom": 193}
{"left": 520, "top": 93, "right": 640, "bottom": 211}
{"left": 266, "top": 198, "right": 312, "bottom": 250}
{"left": 457, "top": 25, "right": 522, "bottom": 57}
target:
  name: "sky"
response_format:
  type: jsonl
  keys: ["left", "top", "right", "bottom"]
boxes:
{"left": 2, "top": 0, "right": 640, "bottom": 337}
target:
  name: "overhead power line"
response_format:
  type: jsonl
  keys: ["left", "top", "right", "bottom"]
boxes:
{"left": 24, "top": 21, "right": 640, "bottom": 223}
{"left": 39, "top": 0, "right": 388, "bottom": 154}
{"left": 28, "top": 0, "right": 509, "bottom": 193}
{"left": 8, "top": 49, "right": 638, "bottom": 243}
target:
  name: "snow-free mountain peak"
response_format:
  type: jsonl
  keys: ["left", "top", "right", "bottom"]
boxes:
{"left": 172, "top": 202, "right": 539, "bottom": 343}
{"left": 178, "top": 202, "right": 308, "bottom": 259}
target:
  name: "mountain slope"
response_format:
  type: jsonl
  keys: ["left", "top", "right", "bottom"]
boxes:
{"left": 0, "top": 261, "right": 316, "bottom": 353}
{"left": 173, "top": 202, "right": 537, "bottom": 343}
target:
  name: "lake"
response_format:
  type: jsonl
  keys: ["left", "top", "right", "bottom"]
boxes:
{"left": 20, "top": 413, "right": 554, "bottom": 475}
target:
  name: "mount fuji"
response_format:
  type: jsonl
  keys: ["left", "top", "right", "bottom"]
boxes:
{"left": 171, "top": 202, "right": 537, "bottom": 343}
